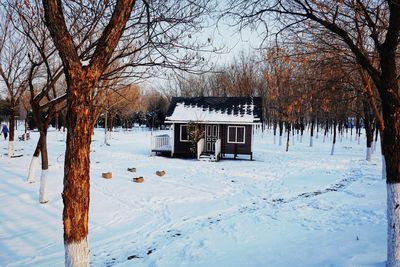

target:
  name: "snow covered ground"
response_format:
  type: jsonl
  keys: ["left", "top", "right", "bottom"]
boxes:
{"left": 0, "top": 126, "right": 386, "bottom": 267}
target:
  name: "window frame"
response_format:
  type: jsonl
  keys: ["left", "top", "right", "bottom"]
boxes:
{"left": 227, "top": 126, "right": 246, "bottom": 144}
{"left": 180, "top": 124, "right": 191, "bottom": 142}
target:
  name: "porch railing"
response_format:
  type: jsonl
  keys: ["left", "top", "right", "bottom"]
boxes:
{"left": 151, "top": 134, "right": 172, "bottom": 151}
{"left": 197, "top": 138, "right": 205, "bottom": 159}
{"left": 215, "top": 139, "right": 221, "bottom": 161}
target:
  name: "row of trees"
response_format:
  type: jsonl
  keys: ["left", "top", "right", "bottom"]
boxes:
{"left": 165, "top": 48, "right": 377, "bottom": 156}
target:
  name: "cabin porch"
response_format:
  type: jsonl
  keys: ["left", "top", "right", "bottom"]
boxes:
{"left": 151, "top": 134, "right": 172, "bottom": 155}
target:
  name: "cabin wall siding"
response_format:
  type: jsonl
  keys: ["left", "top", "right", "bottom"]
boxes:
{"left": 173, "top": 123, "right": 193, "bottom": 155}
{"left": 172, "top": 123, "right": 253, "bottom": 157}
{"left": 220, "top": 125, "right": 252, "bottom": 155}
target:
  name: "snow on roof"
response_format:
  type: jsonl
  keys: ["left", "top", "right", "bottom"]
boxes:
{"left": 165, "top": 97, "right": 262, "bottom": 124}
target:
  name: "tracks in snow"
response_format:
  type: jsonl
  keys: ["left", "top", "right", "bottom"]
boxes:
{"left": 271, "top": 163, "right": 362, "bottom": 205}
{"left": 94, "top": 160, "right": 364, "bottom": 266}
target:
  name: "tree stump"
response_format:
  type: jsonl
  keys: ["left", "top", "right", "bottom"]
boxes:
{"left": 156, "top": 170, "right": 166, "bottom": 176}
{"left": 133, "top": 177, "right": 144, "bottom": 183}
{"left": 102, "top": 172, "right": 112, "bottom": 179}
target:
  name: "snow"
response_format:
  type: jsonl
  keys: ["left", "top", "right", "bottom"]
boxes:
{"left": 0, "top": 126, "right": 386, "bottom": 266}
{"left": 166, "top": 103, "right": 259, "bottom": 124}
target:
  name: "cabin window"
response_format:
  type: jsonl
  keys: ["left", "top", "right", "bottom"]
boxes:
{"left": 180, "top": 125, "right": 190, "bottom": 142}
{"left": 228, "top": 126, "right": 245, "bottom": 144}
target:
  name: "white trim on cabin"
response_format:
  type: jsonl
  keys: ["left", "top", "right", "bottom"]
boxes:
{"left": 227, "top": 126, "right": 246, "bottom": 144}
{"left": 251, "top": 124, "right": 254, "bottom": 153}
{"left": 171, "top": 123, "right": 175, "bottom": 156}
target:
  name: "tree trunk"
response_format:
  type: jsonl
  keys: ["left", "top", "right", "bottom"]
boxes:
{"left": 39, "top": 129, "right": 49, "bottom": 204}
{"left": 104, "top": 110, "right": 108, "bottom": 145}
{"left": 300, "top": 120, "right": 304, "bottom": 143}
{"left": 387, "top": 183, "right": 400, "bottom": 267}
{"left": 350, "top": 121, "right": 353, "bottom": 141}
{"left": 8, "top": 108, "right": 16, "bottom": 157}
{"left": 41, "top": 1, "right": 136, "bottom": 265}
{"left": 382, "top": 103, "right": 400, "bottom": 266}
{"left": 363, "top": 100, "right": 374, "bottom": 161}
{"left": 374, "top": 124, "right": 379, "bottom": 153}
{"left": 278, "top": 120, "right": 283, "bottom": 146}
{"left": 55, "top": 112, "right": 59, "bottom": 131}
{"left": 291, "top": 123, "right": 295, "bottom": 146}
{"left": 273, "top": 120, "right": 277, "bottom": 145}
{"left": 285, "top": 122, "right": 290, "bottom": 152}
{"left": 24, "top": 118, "right": 28, "bottom": 140}
{"left": 338, "top": 120, "right": 343, "bottom": 143}
{"left": 355, "top": 116, "right": 360, "bottom": 144}
{"left": 27, "top": 140, "right": 41, "bottom": 183}
{"left": 331, "top": 119, "right": 337, "bottom": 155}
{"left": 62, "top": 111, "right": 67, "bottom": 132}
{"left": 63, "top": 79, "right": 93, "bottom": 267}
{"left": 310, "top": 118, "right": 315, "bottom": 147}
{"left": 323, "top": 120, "right": 328, "bottom": 143}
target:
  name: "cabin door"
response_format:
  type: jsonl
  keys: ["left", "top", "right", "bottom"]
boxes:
{"left": 205, "top": 124, "right": 219, "bottom": 153}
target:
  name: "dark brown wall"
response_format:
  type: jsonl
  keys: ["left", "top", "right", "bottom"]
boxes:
{"left": 173, "top": 123, "right": 195, "bottom": 156}
{"left": 173, "top": 123, "right": 252, "bottom": 156}
{"left": 220, "top": 125, "right": 252, "bottom": 155}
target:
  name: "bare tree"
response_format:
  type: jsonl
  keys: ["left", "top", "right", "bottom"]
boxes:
{"left": 40, "top": 0, "right": 215, "bottom": 265}
{"left": 7, "top": 0, "right": 67, "bottom": 205}
{"left": 0, "top": 3, "right": 29, "bottom": 157}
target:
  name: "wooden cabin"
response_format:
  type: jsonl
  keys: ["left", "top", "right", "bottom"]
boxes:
{"left": 151, "top": 97, "right": 262, "bottom": 161}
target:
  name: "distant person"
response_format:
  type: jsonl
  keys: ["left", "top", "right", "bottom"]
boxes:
{"left": 1, "top": 125, "right": 9, "bottom": 140}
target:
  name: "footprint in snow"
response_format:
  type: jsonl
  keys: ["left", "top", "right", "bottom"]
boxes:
{"left": 127, "top": 255, "right": 141, "bottom": 260}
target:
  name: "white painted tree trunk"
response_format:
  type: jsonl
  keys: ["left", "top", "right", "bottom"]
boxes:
{"left": 27, "top": 156, "right": 39, "bottom": 183}
{"left": 279, "top": 135, "right": 282, "bottom": 146}
{"left": 323, "top": 134, "right": 326, "bottom": 143}
{"left": 366, "top": 147, "right": 372, "bottom": 161}
{"left": 387, "top": 183, "right": 400, "bottom": 267}
{"left": 65, "top": 238, "right": 89, "bottom": 267}
{"left": 383, "top": 156, "right": 387, "bottom": 180}
{"left": 310, "top": 136, "right": 313, "bottom": 147}
{"left": 273, "top": 134, "right": 276, "bottom": 145}
{"left": 104, "top": 111, "right": 108, "bottom": 145}
{"left": 373, "top": 140, "right": 378, "bottom": 153}
{"left": 300, "top": 135, "right": 303, "bottom": 143}
{"left": 330, "top": 143, "right": 335, "bottom": 155}
{"left": 39, "top": 169, "right": 49, "bottom": 203}
{"left": 316, "top": 131, "right": 319, "bottom": 139}
{"left": 8, "top": 141, "right": 14, "bottom": 157}
{"left": 108, "top": 131, "right": 112, "bottom": 141}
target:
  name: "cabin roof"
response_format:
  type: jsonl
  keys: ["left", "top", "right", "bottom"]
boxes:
{"left": 165, "top": 97, "right": 262, "bottom": 124}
